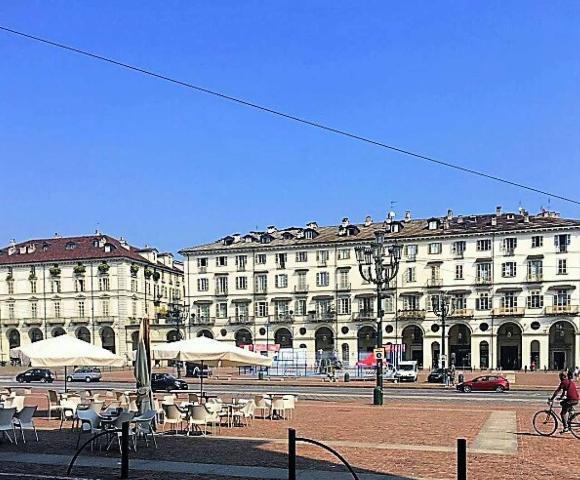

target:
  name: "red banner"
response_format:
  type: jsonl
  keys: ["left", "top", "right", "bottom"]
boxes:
{"left": 243, "top": 343, "right": 280, "bottom": 352}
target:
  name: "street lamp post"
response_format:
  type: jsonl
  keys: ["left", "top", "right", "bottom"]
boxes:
{"left": 355, "top": 230, "right": 401, "bottom": 406}
{"left": 169, "top": 301, "right": 189, "bottom": 378}
{"left": 433, "top": 293, "right": 453, "bottom": 385}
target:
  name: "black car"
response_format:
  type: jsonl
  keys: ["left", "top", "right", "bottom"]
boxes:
{"left": 151, "top": 373, "right": 188, "bottom": 392}
{"left": 185, "top": 362, "right": 212, "bottom": 378}
{"left": 427, "top": 368, "right": 446, "bottom": 383}
{"left": 16, "top": 368, "right": 55, "bottom": 383}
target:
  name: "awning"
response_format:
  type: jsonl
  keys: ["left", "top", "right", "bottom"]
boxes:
{"left": 495, "top": 287, "right": 523, "bottom": 293}
{"left": 312, "top": 295, "right": 334, "bottom": 300}
{"left": 399, "top": 291, "right": 424, "bottom": 296}
{"left": 547, "top": 284, "right": 576, "bottom": 291}
{"left": 336, "top": 266, "right": 352, "bottom": 270}
{"left": 426, "top": 260, "right": 443, "bottom": 265}
{"left": 447, "top": 289, "right": 471, "bottom": 295}
{"left": 527, "top": 254, "right": 544, "bottom": 259}
{"left": 475, "top": 257, "right": 492, "bottom": 263}
{"left": 231, "top": 298, "right": 252, "bottom": 303}
{"left": 193, "top": 299, "right": 213, "bottom": 304}
{"left": 294, "top": 268, "right": 309, "bottom": 272}
{"left": 271, "top": 297, "right": 293, "bottom": 301}
{"left": 354, "top": 293, "right": 376, "bottom": 299}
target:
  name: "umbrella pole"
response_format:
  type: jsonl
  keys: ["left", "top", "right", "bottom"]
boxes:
{"left": 200, "top": 360, "right": 204, "bottom": 399}
{"left": 64, "top": 366, "right": 68, "bottom": 393}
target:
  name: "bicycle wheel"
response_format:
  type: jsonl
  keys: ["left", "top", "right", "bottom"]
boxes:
{"left": 533, "top": 410, "right": 558, "bottom": 436}
{"left": 569, "top": 412, "right": 580, "bottom": 440}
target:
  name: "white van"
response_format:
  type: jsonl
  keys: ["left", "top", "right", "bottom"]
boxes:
{"left": 396, "top": 360, "right": 418, "bottom": 382}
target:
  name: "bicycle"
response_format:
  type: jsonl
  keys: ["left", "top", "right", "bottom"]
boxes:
{"left": 532, "top": 399, "right": 580, "bottom": 438}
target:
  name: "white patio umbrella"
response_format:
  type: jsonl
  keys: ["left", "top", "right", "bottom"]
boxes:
{"left": 11, "top": 335, "right": 125, "bottom": 392}
{"left": 152, "top": 336, "right": 271, "bottom": 396}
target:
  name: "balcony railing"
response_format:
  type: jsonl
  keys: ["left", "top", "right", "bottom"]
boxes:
{"left": 475, "top": 276, "right": 492, "bottom": 285}
{"left": 236, "top": 265, "right": 246, "bottom": 272}
{"left": 255, "top": 287, "right": 268, "bottom": 295}
{"left": 336, "top": 282, "right": 351, "bottom": 291}
{"left": 191, "top": 317, "right": 216, "bottom": 326}
{"left": 95, "top": 316, "right": 116, "bottom": 324}
{"left": 545, "top": 305, "right": 579, "bottom": 315}
{"left": 47, "top": 317, "right": 65, "bottom": 325}
{"left": 449, "top": 308, "right": 474, "bottom": 318}
{"left": 198, "top": 266, "right": 207, "bottom": 273}
{"left": 452, "top": 250, "right": 465, "bottom": 259}
{"left": 406, "top": 254, "right": 417, "bottom": 262}
{"left": 215, "top": 288, "right": 228, "bottom": 296}
{"left": 398, "top": 309, "right": 426, "bottom": 320}
{"left": 307, "top": 312, "right": 335, "bottom": 322}
{"left": 228, "top": 316, "right": 253, "bottom": 325}
{"left": 317, "top": 260, "right": 328, "bottom": 267}
{"left": 353, "top": 312, "right": 376, "bottom": 321}
{"left": 294, "top": 285, "right": 309, "bottom": 294}
{"left": 556, "top": 245, "right": 568, "bottom": 254}
{"left": 526, "top": 274, "right": 543, "bottom": 282}
{"left": 3, "top": 318, "right": 19, "bottom": 326}
{"left": 492, "top": 307, "right": 525, "bottom": 316}
{"left": 270, "top": 315, "right": 294, "bottom": 323}
{"left": 502, "top": 248, "right": 515, "bottom": 256}
{"left": 23, "top": 318, "right": 42, "bottom": 326}
{"left": 426, "top": 278, "right": 442, "bottom": 288}
{"left": 71, "top": 317, "right": 90, "bottom": 325}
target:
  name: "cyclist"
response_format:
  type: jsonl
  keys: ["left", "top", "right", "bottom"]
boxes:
{"left": 549, "top": 371, "right": 579, "bottom": 433}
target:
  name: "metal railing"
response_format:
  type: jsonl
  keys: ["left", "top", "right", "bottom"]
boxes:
{"left": 426, "top": 278, "right": 442, "bottom": 288}
{"left": 449, "top": 308, "right": 474, "bottom": 318}
{"left": 545, "top": 305, "right": 579, "bottom": 315}
{"left": 294, "top": 285, "right": 309, "bottom": 293}
{"left": 492, "top": 307, "right": 525, "bottom": 316}
{"left": 398, "top": 309, "right": 426, "bottom": 319}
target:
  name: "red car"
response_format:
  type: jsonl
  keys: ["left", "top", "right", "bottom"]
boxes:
{"left": 457, "top": 375, "right": 510, "bottom": 393}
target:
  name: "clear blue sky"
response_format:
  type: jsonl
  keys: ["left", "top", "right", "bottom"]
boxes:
{"left": 1, "top": 2, "right": 579, "bottom": 254}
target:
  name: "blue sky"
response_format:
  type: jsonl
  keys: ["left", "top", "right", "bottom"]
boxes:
{"left": 1, "top": 2, "right": 579, "bottom": 254}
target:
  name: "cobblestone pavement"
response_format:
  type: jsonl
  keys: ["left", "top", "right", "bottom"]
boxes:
{"left": 0, "top": 399, "right": 578, "bottom": 479}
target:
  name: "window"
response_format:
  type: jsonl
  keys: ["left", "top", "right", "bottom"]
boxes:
{"left": 304, "top": 230, "right": 316, "bottom": 239}
{"left": 557, "top": 259, "right": 567, "bottom": 275}
{"left": 275, "top": 301, "right": 290, "bottom": 318}
{"left": 50, "top": 280, "right": 61, "bottom": 293}
{"left": 78, "top": 301, "right": 85, "bottom": 318}
{"left": 316, "top": 250, "right": 329, "bottom": 264}
{"left": 452, "top": 241, "right": 466, "bottom": 255}
{"left": 235, "top": 303, "right": 248, "bottom": 319}
{"left": 31, "top": 302, "right": 38, "bottom": 319}
{"left": 404, "top": 244, "right": 418, "bottom": 260}
{"left": 451, "top": 295, "right": 466, "bottom": 310}
{"left": 531, "top": 236, "right": 543, "bottom": 248}
{"left": 235, "top": 276, "right": 247, "bottom": 290}
{"left": 132, "top": 300, "right": 137, "bottom": 317}
{"left": 406, "top": 267, "right": 416, "bottom": 283}
{"left": 75, "top": 279, "right": 85, "bottom": 293}
{"left": 337, "top": 270, "right": 349, "bottom": 289}
{"left": 197, "top": 278, "right": 209, "bottom": 291}
{"left": 255, "top": 301, "right": 268, "bottom": 317}
{"left": 476, "top": 293, "right": 491, "bottom": 311}
{"left": 275, "top": 274, "right": 288, "bottom": 288}
{"left": 197, "top": 304, "right": 210, "bottom": 319}
{"left": 527, "top": 260, "right": 543, "bottom": 279}
{"left": 455, "top": 265, "right": 464, "bottom": 280}
{"left": 102, "top": 299, "right": 110, "bottom": 317}
{"left": 295, "top": 251, "right": 308, "bottom": 263}
{"left": 403, "top": 295, "right": 419, "bottom": 310}
{"left": 215, "top": 276, "right": 228, "bottom": 294}
{"left": 500, "top": 292, "right": 517, "bottom": 309}
{"left": 30, "top": 280, "right": 36, "bottom": 294}
{"left": 197, "top": 257, "right": 208, "bottom": 268}
{"left": 337, "top": 248, "right": 350, "bottom": 260}
{"left": 65, "top": 241, "right": 76, "bottom": 250}
{"left": 554, "top": 289, "right": 571, "bottom": 306}
{"left": 476, "top": 263, "right": 491, "bottom": 282}
{"left": 501, "top": 262, "right": 517, "bottom": 278}
{"left": 337, "top": 297, "right": 351, "bottom": 315}
{"left": 428, "top": 243, "right": 442, "bottom": 254}
{"left": 383, "top": 295, "right": 394, "bottom": 313}
{"left": 295, "top": 299, "right": 306, "bottom": 316}
{"left": 359, "top": 297, "right": 374, "bottom": 314}
{"left": 8, "top": 302, "right": 15, "bottom": 319}
{"left": 131, "top": 279, "right": 138, "bottom": 293}
{"left": 315, "top": 299, "right": 332, "bottom": 317}
{"left": 430, "top": 265, "right": 441, "bottom": 280}
{"left": 216, "top": 256, "right": 227, "bottom": 267}
{"left": 296, "top": 272, "right": 307, "bottom": 290}
{"left": 316, "top": 271, "right": 330, "bottom": 287}
{"left": 476, "top": 239, "right": 491, "bottom": 251}
{"left": 7, "top": 281, "right": 14, "bottom": 295}
{"left": 216, "top": 302, "right": 228, "bottom": 319}
{"left": 235, "top": 255, "right": 247, "bottom": 271}
{"left": 54, "top": 301, "right": 61, "bottom": 318}
{"left": 527, "top": 290, "right": 544, "bottom": 309}
{"left": 255, "top": 274, "right": 268, "bottom": 293}
{"left": 554, "top": 234, "right": 570, "bottom": 253}
{"left": 502, "top": 237, "right": 517, "bottom": 253}
{"left": 275, "top": 253, "right": 287, "bottom": 268}
{"left": 255, "top": 254, "right": 267, "bottom": 265}
{"left": 98, "top": 277, "right": 109, "bottom": 291}
{"left": 429, "top": 295, "right": 440, "bottom": 311}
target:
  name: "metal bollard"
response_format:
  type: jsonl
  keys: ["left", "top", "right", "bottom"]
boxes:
{"left": 457, "top": 438, "right": 467, "bottom": 480}
{"left": 288, "top": 428, "right": 296, "bottom": 480}
{"left": 121, "top": 421, "right": 129, "bottom": 479}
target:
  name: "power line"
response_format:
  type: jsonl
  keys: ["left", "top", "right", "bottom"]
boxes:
{"left": 1, "top": 25, "right": 579, "bottom": 207}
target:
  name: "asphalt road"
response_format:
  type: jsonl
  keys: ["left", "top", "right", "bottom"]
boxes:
{"left": 0, "top": 377, "right": 551, "bottom": 404}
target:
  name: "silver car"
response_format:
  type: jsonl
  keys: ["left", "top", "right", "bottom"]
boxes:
{"left": 67, "top": 367, "right": 102, "bottom": 383}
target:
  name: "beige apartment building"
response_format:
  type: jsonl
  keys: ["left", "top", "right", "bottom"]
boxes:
{"left": 0, "top": 234, "right": 184, "bottom": 360}
{"left": 181, "top": 207, "right": 580, "bottom": 371}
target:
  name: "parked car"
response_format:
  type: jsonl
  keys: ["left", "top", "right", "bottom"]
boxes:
{"left": 457, "top": 375, "right": 510, "bottom": 393}
{"left": 185, "top": 362, "right": 212, "bottom": 378}
{"left": 67, "top": 367, "right": 102, "bottom": 383}
{"left": 395, "top": 361, "right": 419, "bottom": 382}
{"left": 427, "top": 368, "right": 446, "bottom": 383}
{"left": 16, "top": 368, "right": 54, "bottom": 383}
{"left": 151, "top": 373, "right": 188, "bottom": 392}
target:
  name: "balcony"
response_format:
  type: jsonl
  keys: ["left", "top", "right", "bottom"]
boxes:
{"left": 317, "top": 260, "right": 328, "bottom": 267}
{"left": 452, "top": 251, "right": 465, "bottom": 259}
{"left": 398, "top": 309, "right": 426, "bottom": 320}
{"left": 191, "top": 317, "right": 216, "bottom": 326}
{"left": 215, "top": 288, "right": 228, "bottom": 297}
{"left": 545, "top": 305, "right": 579, "bottom": 315}
{"left": 307, "top": 312, "right": 335, "bottom": 323}
{"left": 237, "top": 265, "right": 246, "bottom": 272}
{"left": 492, "top": 307, "right": 525, "bottom": 317}
{"left": 71, "top": 317, "right": 90, "bottom": 325}
{"left": 556, "top": 245, "right": 568, "bottom": 254}
{"left": 294, "top": 285, "right": 309, "bottom": 294}
{"left": 426, "top": 278, "right": 442, "bottom": 288}
{"left": 276, "top": 263, "right": 287, "bottom": 270}
{"left": 336, "top": 282, "right": 351, "bottom": 292}
{"left": 406, "top": 254, "right": 417, "bottom": 262}
{"left": 502, "top": 248, "right": 515, "bottom": 256}
{"left": 353, "top": 311, "right": 376, "bottom": 321}
{"left": 3, "top": 318, "right": 19, "bottom": 326}
{"left": 228, "top": 316, "right": 253, "bottom": 325}
{"left": 526, "top": 274, "right": 543, "bottom": 282}
{"left": 270, "top": 315, "right": 294, "bottom": 324}
{"left": 449, "top": 308, "right": 474, "bottom": 318}
{"left": 95, "top": 316, "right": 115, "bottom": 324}
{"left": 255, "top": 287, "right": 268, "bottom": 295}
{"left": 475, "top": 276, "right": 492, "bottom": 286}
{"left": 198, "top": 266, "right": 207, "bottom": 273}
{"left": 47, "top": 317, "right": 65, "bottom": 325}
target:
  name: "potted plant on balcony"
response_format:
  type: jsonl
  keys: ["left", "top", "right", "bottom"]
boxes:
{"left": 49, "top": 264, "right": 61, "bottom": 277}
{"left": 73, "top": 263, "right": 86, "bottom": 275}
{"left": 144, "top": 267, "right": 153, "bottom": 279}
{"left": 152, "top": 271, "right": 161, "bottom": 282}
{"left": 130, "top": 264, "right": 139, "bottom": 277}
{"left": 98, "top": 262, "right": 110, "bottom": 274}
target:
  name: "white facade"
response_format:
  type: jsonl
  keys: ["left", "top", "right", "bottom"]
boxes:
{"left": 181, "top": 209, "right": 580, "bottom": 371}
{"left": 0, "top": 235, "right": 184, "bottom": 360}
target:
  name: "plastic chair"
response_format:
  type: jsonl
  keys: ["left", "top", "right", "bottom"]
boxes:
{"left": 13, "top": 405, "right": 38, "bottom": 443}
{"left": 282, "top": 395, "right": 296, "bottom": 420}
{"left": 0, "top": 408, "right": 17, "bottom": 444}
{"left": 270, "top": 396, "right": 286, "bottom": 420}
{"left": 47, "top": 390, "right": 62, "bottom": 420}
{"left": 76, "top": 409, "right": 101, "bottom": 449}
{"left": 186, "top": 405, "right": 208, "bottom": 436}
{"left": 132, "top": 409, "right": 157, "bottom": 450}
{"left": 254, "top": 394, "right": 271, "bottom": 419}
{"left": 161, "top": 403, "right": 184, "bottom": 433}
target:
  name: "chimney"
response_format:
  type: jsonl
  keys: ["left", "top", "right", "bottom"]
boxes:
{"left": 8, "top": 239, "right": 16, "bottom": 256}
{"left": 523, "top": 211, "right": 530, "bottom": 223}
{"left": 341, "top": 217, "right": 350, "bottom": 227}
{"left": 267, "top": 225, "right": 277, "bottom": 234}
{"left": 119, "top": 237, "right": 130, "bottom": 250}
{"left": 233, "top": 233, "right": 241, "bottom": 243}
{"left": 54, "top": 233, "right": 61, "bottom": 239}
{"left": 496, "top": 205, "right": 502, "bottom": 216}
{"left": 404, "top": 211, "right": 411, "bottom": 222}
{"left": 364, "top": 215, "right": 373, "bottom": 227}
{"left": 447, "top": 209, "right": 453, "bottom": 221}
{"left": 457, "top": 215, "right": 464, "bottom": 224}
{"left": 443, "top": 219, "right": 450, "bottom": 230}
{"left": 306, "top": 221, "right": 318, "bottom": 230}
{"left": 518, "top": 206, "right": 525, "bottom": 215}
{"left": 491, "top": 216, "right": 497, "bottom": 226}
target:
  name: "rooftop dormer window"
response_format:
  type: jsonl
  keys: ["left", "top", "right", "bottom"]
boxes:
{"left": 260, "top": 234, "right": 273, "bottom": 244}
{"left": 223, "top": 236, "right": 234, "bottom": 246}
{"left": 427, "top": 218, "right": 440, "bottom": 230}
{"left": 103, "top": 243, "right": 115, "bottom": 253}
{"left": 65, "top": 242, "right": 76, "bottom": 250}
{"left": 304, "top": 228, "right": 318, "bottom": 240}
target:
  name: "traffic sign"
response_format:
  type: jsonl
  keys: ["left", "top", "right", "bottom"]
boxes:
{"left": 373, "top": 348, "right": 385, "bottom": 361}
